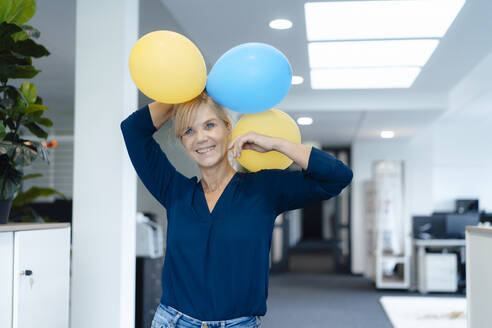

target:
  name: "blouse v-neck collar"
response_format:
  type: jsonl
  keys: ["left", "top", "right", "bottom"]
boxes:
{"left": 197, "top": 171, "right": 240, "bottom": 216}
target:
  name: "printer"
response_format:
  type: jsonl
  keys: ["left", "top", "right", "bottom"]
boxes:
{"left": 136, "top": 212, "right": 164, "bottom": 258}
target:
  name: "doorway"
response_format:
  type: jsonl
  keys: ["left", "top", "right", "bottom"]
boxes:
{"left": 288, "top": 147, "right": 352, "bottom": 274}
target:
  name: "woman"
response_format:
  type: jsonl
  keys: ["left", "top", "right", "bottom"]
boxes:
{"left": 120, "top": 90, "right": 353, "bottom": 328}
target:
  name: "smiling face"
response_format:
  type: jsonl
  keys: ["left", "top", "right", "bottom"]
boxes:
{"left": 179, "top": 103, "right": 232, "bottom": 169}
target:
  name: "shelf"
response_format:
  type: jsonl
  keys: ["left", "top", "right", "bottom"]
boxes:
{"left": 381, "top": 276, "right": 405, "bottom": 283}
{"left": 381, "top": 255, "right": 406, "bottom": 261}
{"left": 379, "top": 280, "right": 408, "bottom": 289}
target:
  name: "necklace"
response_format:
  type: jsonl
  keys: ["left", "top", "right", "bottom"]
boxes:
{"left": 202, "top": 171, "right": 235, "bottom": 193}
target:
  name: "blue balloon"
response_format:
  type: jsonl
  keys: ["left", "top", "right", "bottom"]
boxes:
{"left": 206, "top": 43, "right": 292, "bottom": 113}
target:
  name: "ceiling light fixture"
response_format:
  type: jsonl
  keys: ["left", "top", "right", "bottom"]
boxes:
{"left": 297, "top": 117, "right": 313, "bottom": 125}
{"left": 269, "top": 19, "right": 293, "bottom": 30}
{"left": 380, "top": 130, "right": 395, "bottom": 138}
{"left": 308, "top": 39, "right": 439, "bottom": 68}
{"left": 310, "top": 67, "right": 421, "bottom": 89}
{"left": 292, "top": 75, "right": 304, "bottom": 85}
{"left": 304, "top": 0, "right": 466, "bottom": 41}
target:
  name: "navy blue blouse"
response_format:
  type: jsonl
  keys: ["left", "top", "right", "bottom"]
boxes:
{"left": 120, "top": 105, "right": 353, "bottom": 321}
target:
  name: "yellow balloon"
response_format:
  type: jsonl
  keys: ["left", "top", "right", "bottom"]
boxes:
{"left": 129, "top": 30, "right": 207, "bottom": 103}
{"left": 231, "top": 108, "right": 301, "bottom": 172}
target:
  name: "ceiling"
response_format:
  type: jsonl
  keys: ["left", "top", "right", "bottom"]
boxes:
{"left": 25, "top": 0, "right": 492, "bottom": 146}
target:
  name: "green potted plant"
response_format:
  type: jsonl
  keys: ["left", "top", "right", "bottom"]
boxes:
{"left": 9, "top": 182, "right": 68, "bottom": 223}
{"left": 0, "top": 0, "right": 66, "bottom": 224}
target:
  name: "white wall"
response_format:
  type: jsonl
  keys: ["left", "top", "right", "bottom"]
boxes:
{"left": 431, "top": 49, "right": 492, "bottom": 212}
{"left": 351, "top": 48, "right": 492, "bottom": 274}
{"left": 71, "top": 0, "right": 139, "bottom": 327}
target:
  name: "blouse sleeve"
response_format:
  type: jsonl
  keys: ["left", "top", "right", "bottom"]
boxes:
{"left": 120, "top": 104, "right": 187, "bottom": 209}
{"left": 261, "top": 146, "right": 353, "bottom": 215}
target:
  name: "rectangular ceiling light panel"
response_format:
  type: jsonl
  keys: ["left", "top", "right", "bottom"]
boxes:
{"left": 310, "top": 67, "right": 421, "bottom": 89}
{"left": 308, "top": 39, "right": 439, "bottom": 68}
{"left": 305, "top": 0, "right": 466, "bottom": 41}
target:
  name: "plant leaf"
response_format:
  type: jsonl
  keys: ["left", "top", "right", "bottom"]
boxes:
{"left": 9, "top": 205, "right": 45, "bottom": 223}
{"left": 12, "top": 38, "right": 50, "bottom": 58}
{"left": 12, "top": 186, "right": 67, "bottom": 207}
{"left": 0, "top": 64, "right": 40, "bottom": 80}
{"left": 32, "top": 116, "right": 52, "bottom": 127}
{"left": 11, "top": 24, "right": 40, "bottom": 41}
{"left": 0, "top": 21, "right": 22, "bottom": 53}
{"left": 0, "top": 140, "right": 38, "bottom": 166}
{"left": 0, "top": 159, "right": 22, "bottom": 200}
{"left": 0, "top": 84, "right": 22, "bottom": 109}
{"left": 20, "top": 81, "right": 38, "bottom": 104}
{"left": 28, "top": 140, "right": 49, "bottom": 164}
{"left": 0, "top": 53, "right": 31, "bottom": 66}
{"left": 24, "top": 122, "right": 47, "bottom": 139}
{"left": 23, "top": 103, "right": 48, "bottom": 114}
{"left": 0, "top": 0, "right": 36, "bottom": 26}
{"left": 0, "top": 121, "right": 5, "bottom": 141}
{"left": 20, "top": 81, "right": 37, "bottom": 103}
{"left": 22, "top": 172, "right": 42, "bottom": 180}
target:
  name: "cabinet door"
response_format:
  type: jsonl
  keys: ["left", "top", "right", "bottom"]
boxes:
{"left": 13, "top": 228, "right": 71, "bottom": 328}
{"left": 0, "top": 232, "right": 14, "bottom": 328}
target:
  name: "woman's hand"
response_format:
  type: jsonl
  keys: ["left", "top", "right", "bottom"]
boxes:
{"left": 229, "top": 131, "right": 312, "bottom": 169}
{"left": 228, "top": 131, "right": 278, "bottom": 158}
{"left": 148, "top": 101, "right": 174, "bottom": 130}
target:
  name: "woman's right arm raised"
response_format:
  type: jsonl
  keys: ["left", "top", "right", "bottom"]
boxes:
{"left": 148, "top": 101, "right": 174, "bottom": 130}
{"left": 120, "top": 101, "right": 185, "bottom": 209}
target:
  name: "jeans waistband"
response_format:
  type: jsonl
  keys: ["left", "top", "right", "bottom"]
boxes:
{"left": 159, "top": 303, "right": 256, "bottom": 325}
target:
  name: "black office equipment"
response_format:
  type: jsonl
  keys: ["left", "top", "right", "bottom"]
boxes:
{"left": 135, "top": 256, "right": 164, "bottom": 328}
{"left": 446, "top": 213, "right": 480, "bottom": 238}
{"left": 413, "top": 215, "right": 446, "bottom": 239}
{"left": 480, "top": 211, "right": 492, "bottom": 224}
{"left": 19, "top": 199, "right": 72, "bottom": 223}
{"left": 455, "top": 199, "right": 479, "bottom": 214}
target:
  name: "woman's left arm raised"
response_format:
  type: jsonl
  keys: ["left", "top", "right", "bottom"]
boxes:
{"left": 272, "top": 138, "right": 311, "bottom": 170}
{"left": 229, "top": 131, "right": 354, "bottom": 214}
{"left": 229, "top": 131, "right": 310, "bottom": 169}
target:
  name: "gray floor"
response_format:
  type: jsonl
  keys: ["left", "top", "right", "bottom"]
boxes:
{"left": 265, "top": 272, "right": 407, "bottom": 328}
{"left": 263, "top": 252, "right": 463, "bottom": 328}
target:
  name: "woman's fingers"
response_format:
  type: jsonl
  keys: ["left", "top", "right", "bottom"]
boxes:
{"left": 237, "top": 135, "right": 253, "bottom": 157}
{"left": 231, "top": 132, "right": 270, "bottom": 158}
{"left": 233, "top": 135, "right": 242, "bottom": 158}
{"left": 235, "top": 140, "right": 241, "bottom": 158}
{"left": 231, "top": 133, "right": 268, "bottom": 158}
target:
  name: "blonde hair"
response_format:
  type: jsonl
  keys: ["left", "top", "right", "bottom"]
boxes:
{"left": 172, "top": 90, "right": 232, "bottom": 139}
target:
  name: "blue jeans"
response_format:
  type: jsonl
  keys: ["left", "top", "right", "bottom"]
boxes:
{"left": 151, "top": 303, "right": 262, "bottom": 328}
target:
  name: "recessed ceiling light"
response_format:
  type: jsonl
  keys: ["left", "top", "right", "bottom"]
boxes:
{"left": 269, "top": 19, "right": 293, "bottom": 30}
{"left": 297, "top": 117, "right": 313, "bottom": 125}
{"left": 304, "top": 0, "right": 465, "bottom": 41}
{"left": 310, "top": 67, "right": 421, "bottom": 89}
{"left": 308, "top": 39, "right": 439, "bottom": 68}
{"left": 292, "top": 75, "right": 304, "bottom": 85}
{"left": 381, "top": 130, "right": 395, "bottom": 138}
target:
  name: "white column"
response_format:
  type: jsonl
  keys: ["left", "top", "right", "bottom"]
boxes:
{"left": 71, "top": 1, "right": 138, "bottom": 327}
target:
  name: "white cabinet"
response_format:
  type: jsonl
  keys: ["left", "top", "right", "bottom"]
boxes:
{"left": 466, "top": 226, "right": 492, "bottom": 328}
{"left": 413, "top": 239, "right": 464, "bottom": 293}
{"left": 423, "top": 253, "right": 458, "bottom": 292}
{"left": 0, "top": 223, "right": 71, "bottom": 328}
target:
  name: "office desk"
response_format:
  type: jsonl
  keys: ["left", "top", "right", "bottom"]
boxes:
{"left": 412, "top": 239, "right": 466, "bottom": 293}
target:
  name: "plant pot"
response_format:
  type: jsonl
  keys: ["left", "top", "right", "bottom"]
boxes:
{"left": 0, "top": 196, "right": 14, "bottom": 224}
